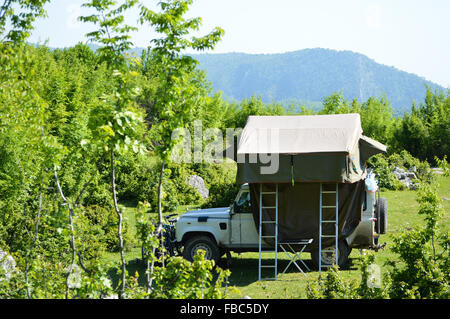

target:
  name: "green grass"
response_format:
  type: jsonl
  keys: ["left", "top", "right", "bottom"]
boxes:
{"left": 103, "top": 175, "right": 450, "bottom": 298}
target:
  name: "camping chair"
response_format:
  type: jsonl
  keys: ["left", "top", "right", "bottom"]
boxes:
{"left": 278, "top": 238, "right": 313, "bottom": 276}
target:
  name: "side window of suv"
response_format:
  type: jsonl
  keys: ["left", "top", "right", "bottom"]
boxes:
{"left": 236, "top": 191, "right": 251, "bottom": 214}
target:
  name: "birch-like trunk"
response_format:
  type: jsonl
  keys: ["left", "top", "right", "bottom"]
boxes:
{"left": 157, "top": 160, "right": 165, "bottom": 267}
{"left": 54, "top": 168, "right": 76, "bottom": 299}
{"left": 111, "top": 150, "right": 126, "bottom": 298}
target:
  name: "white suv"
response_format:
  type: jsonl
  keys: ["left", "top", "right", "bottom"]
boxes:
{"left": 175, "top": 180, "right": 387, "bottom": 268}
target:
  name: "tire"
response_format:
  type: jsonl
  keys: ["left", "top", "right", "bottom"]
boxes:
{"left": 183, "top": 235, "right": 220, "bottom": 264}
{"left": 375, "top": 197, "right": 388, "bottom": 234}
{"left": 311, "top": 240, "right": 351, "bottom": 270}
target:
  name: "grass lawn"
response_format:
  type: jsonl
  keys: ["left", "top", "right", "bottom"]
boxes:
{"left": 104, "top": 175, "right": 450, "bottom": 298}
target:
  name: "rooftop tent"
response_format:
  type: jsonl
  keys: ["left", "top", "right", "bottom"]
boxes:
{"left": 234, "top": 113, "right": 386, "bottom": 184}
{"left": 230, "top": 114, "right": 387, "bottom": 252}
{"left": 359, "top": 134, "right": 387, "bottom": 164}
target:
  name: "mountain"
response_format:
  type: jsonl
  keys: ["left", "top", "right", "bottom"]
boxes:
{"left": 190, "top": 48, "right": 445, "bottom": 114}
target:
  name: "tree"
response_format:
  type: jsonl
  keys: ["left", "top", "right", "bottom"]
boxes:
{"left": 359, "top": 95, "right": 394, "bottom": 145}
{"left": 138, "top": 0, "right": 223, "bottom": 256}
{"left": 319, "top": 91, "right": 351, "bottom": 115}
{"left": 79, "top": 0, "right": 145, "bottom": 298}
{"left": 0, "top": 0, "right": 49, "bottom": 43}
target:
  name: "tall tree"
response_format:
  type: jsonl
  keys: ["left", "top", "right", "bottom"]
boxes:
{"left": 79, "top": 0, "right": 145, "bottom": 298}
{"left": 0, "top": 0, "right": 49, "bottom": 43}
{"left": 138, "top": 0, "right": 223, "bottom": 249}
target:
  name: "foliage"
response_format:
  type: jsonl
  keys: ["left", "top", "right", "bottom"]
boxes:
{"left": 0, "top": 0, "right": 49, "bottom": 43}
{"left": 80, "top": 205, "right": 133, "bottom": 253}
{"left": 150, "top": 252, "right": 232, "bottom": 299}
{"left": 386, "top": 181, "right": 448, "bottom": 299}
{"left": 197, "top": 163, "right": 239, "bottom": 208}
{"left": 367, "top": 150, "right": 434, "bottom": 190}
{"left": 138, "top": 0, "right": 224, "bottom": 162}
{"left": 306, "top": 265, "right": 358, "bottom": 299}
{"left": 306, "top": 252, "right": 390, "bottom": 299}
{"left": 392, "top": 87, "right": 450, "bottom": 162}
{"left": 307, "top": 179, "right": 449, "bottom": 299}
{"left": 0, "top": 0, "right": 449, "bottom": 300}
{"left": 435, "top": 155, "right": 450, "bottom": 177}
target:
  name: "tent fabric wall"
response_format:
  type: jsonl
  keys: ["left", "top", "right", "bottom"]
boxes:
{"left": 233, "top": 114, "right": 386, "bottom": 185}
{"left": 236, "top": 152, "right": 366, "bottom": 184}
{"left": 249, "top": 181, "right": 366, "bottom": 251}
{"left": 232, "top": 114, "right": 386, "bottom": 249}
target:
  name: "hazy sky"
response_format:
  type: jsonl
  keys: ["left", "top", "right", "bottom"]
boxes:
{"left": 29, "top": 0, "right": 450, "bottom": 88}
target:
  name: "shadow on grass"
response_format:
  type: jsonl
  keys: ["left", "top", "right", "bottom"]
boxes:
{"left": 106, "top": 255, "right": 360, "bottom": 290}
{"left": 107, "top": 258, "right": 147, "bottom": 290}
{"left": 219, "top": 256, "right": 359, "bottom": 287}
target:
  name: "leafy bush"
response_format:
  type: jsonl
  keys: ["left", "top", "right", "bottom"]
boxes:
{"left": 367, "top": 154, "right": 405, "bottom": 190}
{"left": 150, "top": 252, "right": 233, "bottom": 299}
{"left": 116, "top": 156, "right": 238, "bottom": 213}
{"left": 306, "top": 252, "right": 390, "bottom": 299}
{"left": 388, "top": 150, "right": 434, "bottom": 183}
{"left": 307, "top": 179, "right": 448, "bottom": 299}
{"left": 367, "top": 150, "right": 434, "bottom": 190}
{"left": 82, "top": 205, "right": 134, "bottom": 253}
{"left": 386, "top": 182, "right": 449, "bottom": 298}
{"left": 194, "top": 163, "right": 239, "bottom": 208}
{"left": 435, "top": 155, "right": 450, "bottom": 177}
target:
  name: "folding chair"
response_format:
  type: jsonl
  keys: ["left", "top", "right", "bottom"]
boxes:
{"left": 278, "top": 239, "right": 313, "bottom": 276}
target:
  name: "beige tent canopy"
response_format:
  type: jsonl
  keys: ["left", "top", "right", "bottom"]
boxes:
{"left": 234, "top": 113, "right": 386, "bottom": 184}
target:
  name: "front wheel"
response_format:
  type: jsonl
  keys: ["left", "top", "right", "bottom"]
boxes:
{"left": 183, "top": 235, "right": 220, "bottom": 264}
{"left": 310, "top": 240, "right": 351, "bottom": 270}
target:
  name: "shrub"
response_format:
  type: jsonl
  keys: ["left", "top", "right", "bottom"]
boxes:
{"left": 150, "top": 252, "right": 233, "bottom": 299}
{"left": 435, "top": 155, "right": 450, "bottom": 177}
{"left": 82, "top": 205, "right": 133, "bottom": 253}
{"left": 386, "top": 181, "right": 449, "bottom": 299}
{"left": 307, "top": 179, "right": 448, "bottom": 299}
{"left": 194, "top": 163, "right": 239, "bottom": 208}
{"left": 367, "top": 154, "right": 405, "bottom": 190}
{"left": 367, "top": 150, "right": 434, "bottom": 190}
{"left": 306, "top": 252, "right": 390, "bottom": 299}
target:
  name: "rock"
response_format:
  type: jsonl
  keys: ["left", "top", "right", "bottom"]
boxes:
{"left": 405, "top": 172, "right": 417, "bottom": 180}
{"left": 0, "top": 248, "right": 16, "bottom": 280}
{"left": 392, "top": 167, "right": 406, "bottom": 180}
{"left": 401, "top": 179, "right": 412, "bottom": 189}
{"left": 431, "top": 167, "right": 444, "bottom": 175}
{"left": 392, "top": 167, "right": 417, "bottom": 190}
{"left": 187, "top": 175, "right": 209, "bottom": 199}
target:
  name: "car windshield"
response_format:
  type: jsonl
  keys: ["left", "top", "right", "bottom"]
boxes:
{"left": 237, "top": 191, "right": 250, "bottom": 206}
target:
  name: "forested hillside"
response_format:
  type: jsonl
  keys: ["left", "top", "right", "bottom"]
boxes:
{"left": 192, "top": 49, "right": 445, "bottom": 114}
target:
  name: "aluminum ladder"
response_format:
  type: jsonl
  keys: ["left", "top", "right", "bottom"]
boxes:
{"left": 319, "top": 183, "right": 339, "bottom": 274}
{"left": 258, "top": 183, "right": 279, "bottom": 281}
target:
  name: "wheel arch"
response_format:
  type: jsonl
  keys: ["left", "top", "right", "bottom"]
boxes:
{"left": 181, "top": 231, "right": 218, "bottom": 246}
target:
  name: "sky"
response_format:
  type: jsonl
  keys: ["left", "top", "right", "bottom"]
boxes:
{"left": 28, "top": 0, "right": 450, "bottom": 88}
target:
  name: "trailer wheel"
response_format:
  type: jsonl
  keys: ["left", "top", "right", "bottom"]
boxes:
{"left": 311, "top": 240, "right": 351, "bottom": 270}
{"left": 376, "top": 197, "right": 388, "bottom": 234}
{"left": 183, "top": 235, "right": 220, "bottom": 264}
